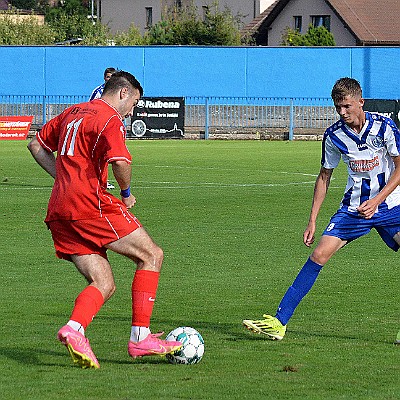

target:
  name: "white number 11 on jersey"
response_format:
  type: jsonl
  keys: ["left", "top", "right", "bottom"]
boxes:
{"left": 60, "top": 118, "right": 83, "bottom": 156}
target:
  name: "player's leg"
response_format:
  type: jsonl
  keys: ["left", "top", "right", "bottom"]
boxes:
{"left": 58, "top": 254, "right": 114, "bottom": 369}
{"left": 105, "top": 227, "right": 182, "bottom": 357}
{"left": 106, "top": 225, "right": 163, "bottom": 271}
{"left": 243, "top": 235, "right": 346, "bottom": 340}
{"left": 393, "top": 232, "right": 400, "bottom": 344}
{"left": 275, "top": 235, "right": 345, "bottom": 325}
{"left": 388, "top": 231, "right": 400, "bottom": 344}
{"left": 379, "top": 228, "right": 400, "bottom": 343}
{"left": 373, "top": 206, "right": 400, "bottom": 344}
{"left": 106, "top": 227, "right": 162, "bottom": 342}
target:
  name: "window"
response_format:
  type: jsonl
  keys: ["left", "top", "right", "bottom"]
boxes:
{"left": 174, "top": 0, "right": 182, "bottom": 8}
{"left": 294, "top": 16, "right": 302, "bottom": 32}
{"left": 202, "top": 5, "right": 209, "bottom": 22}
{"left": 311, "top": 15, "right": 331, "bottom": 31}
{"left": 145, "top": 7, "right": 153, "bottom": 28}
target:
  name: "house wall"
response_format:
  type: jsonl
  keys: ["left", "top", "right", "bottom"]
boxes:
{"left": 190, "top": 0, "right": 261, "bottom": 22}
{"left": 266, "top": 0, "right": 356, "bottom": 46}
{"left": 98, "top": 0, "right": 163, "bottom": 34}
{"left": 0, "top": 46, "right": 398, "bottom": 99}
{"left": 99, "top": 0, "right": 266, "bottom": 34}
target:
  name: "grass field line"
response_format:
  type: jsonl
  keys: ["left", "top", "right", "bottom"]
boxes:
{"left": 0, "top": 179, "right": 319, "bottom": 190}
{"left": 0, "top": 185, "right": 52, "bottom": 190}
{"left": 133, "top": 180, "right": 318, "bottom": 188}
{"left": 140, "top": 164, "right": 319, "bottom": 177}
{"left": 0, "top": 181, "right": 317, "bottom": 190}
{"left": 1, "top": 178, "right": 344, "bottom": 190}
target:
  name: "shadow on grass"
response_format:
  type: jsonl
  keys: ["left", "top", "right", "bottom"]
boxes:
{"left": 39, "top": 313, "right": 378, "bottom": 344}
{"left": 0, "top": 346, "right": 67, "bottom": 367}
{"left": 0, "top": 343, "right": 172, "bottom": 368}
{"left": 96, "top": 315, "right": 387, "bottom": 344}
{"left": 94, "top": 315, "right": 275, "bottom": 343}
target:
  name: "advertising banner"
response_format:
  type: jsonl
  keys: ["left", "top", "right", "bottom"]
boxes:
{"left": 130, "top": 97, "right": 185, "bottom": 138}
{"left": 0, "top": 116, "right": 33, "bottom": 140}
{"left": 364, "top": 99, "right": 400, "bottom": 128}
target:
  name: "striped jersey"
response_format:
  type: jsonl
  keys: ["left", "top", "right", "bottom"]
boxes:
{"left": 37, "top": 99, "right": 132, "bottom": 221}
{"left": 89, "top": 83, "right": 105, "bottom": 101}
{"left": 322, "top": 112, "right": 400, "bottom": 213}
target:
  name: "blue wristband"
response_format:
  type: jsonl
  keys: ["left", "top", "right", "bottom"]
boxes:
{"left": 120, "top": 186, "right": 131, "bottom": 198}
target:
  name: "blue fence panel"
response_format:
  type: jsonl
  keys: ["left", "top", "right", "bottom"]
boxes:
{"left": 0, "top": 47, "right": 46, "bottom": 95}
{"left": 246, "top": 47, "right": 354, "bottom": 98}
{"left": 350, "top": 47, "right": 400, "bottom": 99}
{"left": 0, "top": 46, "right": 400, "bottom": 99}
{"left": 142, "top": 46, "right": 248, "bottom": 97}
{"left": 44, "top": 47, "right": 146, "bottom": 96}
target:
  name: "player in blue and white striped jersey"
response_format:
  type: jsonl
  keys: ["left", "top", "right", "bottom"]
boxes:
{"left": 323, "top": 111, "right": 400, "bottom": 214}
{"left": 89, "top": 67, "right": 116, "bottom": 101}
{"left": 243, "top": 77, "right": 400, "bottom": 342}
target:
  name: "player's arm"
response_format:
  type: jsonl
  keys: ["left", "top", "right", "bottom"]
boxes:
{"left": 111, "top": 160, "right": 136, "bottom": 209}
{"left": 27, "top": 136, "right": 56, "bottom": 179}
{"left": 357, "top": 155, "right": 400, "bottom": 219}
{"left": 303, "top": 167, "right": 333, "bottom": 247}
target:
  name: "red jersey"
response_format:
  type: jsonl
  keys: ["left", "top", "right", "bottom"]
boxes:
{"left": 37, "top": 99, "right": 132, "bottom": 221}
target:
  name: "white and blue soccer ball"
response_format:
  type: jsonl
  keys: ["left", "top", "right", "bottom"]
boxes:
{"left": 165, "top": 326, "right": 205, "bottom": 365}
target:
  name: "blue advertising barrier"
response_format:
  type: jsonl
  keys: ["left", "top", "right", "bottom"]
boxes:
{"left": 0, "top": 46, "right": 399, "bottom": 99}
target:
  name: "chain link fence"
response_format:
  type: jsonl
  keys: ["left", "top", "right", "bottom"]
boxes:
{"left": 0, "top": 95, "right": 337, "bottom": 140}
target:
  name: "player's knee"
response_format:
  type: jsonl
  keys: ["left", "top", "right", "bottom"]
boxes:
{"left": 152, "top": 245, "right": 164, "bottom": 270}
{"left": 101, "top": 281, "right": 116, "bottom": 301}
{"left": 142, "top": 244, "right": 163, "bottom": 271}
{"left": 310, "top": 249, "right": 328, "bottom": 265}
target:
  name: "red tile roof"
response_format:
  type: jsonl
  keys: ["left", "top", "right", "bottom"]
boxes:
{"left": 327, "top": 0, "right": 400, "bottom": 45}
{"left": 241, "top": 0, "right": 279, "bottom": 35}
{"left": 242, "top": 0, "right": 400, "bottom": 46}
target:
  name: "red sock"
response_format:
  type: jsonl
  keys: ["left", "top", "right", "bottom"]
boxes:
{"left": 70, "top": 286, "right": 104, "bottom": 329}
{"left": 131, "top": 270, "right": 160, "bottom": 326}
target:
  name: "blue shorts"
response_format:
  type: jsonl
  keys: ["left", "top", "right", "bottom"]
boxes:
{"left": 323, "top": 205, "right": 400, "bottom": 251}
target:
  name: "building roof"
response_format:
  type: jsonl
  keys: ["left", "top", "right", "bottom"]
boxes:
{"left": 327, "top": 0, "right": 400, "bottom": 45}
{"left": 241, "top": 0, "right": 279, "bottom": 38}
{"left": 242, "top": 0, "right": 400, "bottom": 46}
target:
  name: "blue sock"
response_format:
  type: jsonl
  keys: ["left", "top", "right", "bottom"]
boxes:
{"left": 275, "top": 258, "right": 323, "bottom": 325}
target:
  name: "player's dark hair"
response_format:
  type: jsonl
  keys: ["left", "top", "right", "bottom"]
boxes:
{"left": 102, "top": 71, "right": 143, "bottom": 97}
{"left": 103, "top": 67, "right": 117, "bottom": 78}
{"left": 331, "top": 77, "right": 362, "bottom": 103}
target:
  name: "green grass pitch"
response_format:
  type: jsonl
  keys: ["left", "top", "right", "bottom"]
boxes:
{"left": 0, "top": 139, "right": 398, "bottom": 399}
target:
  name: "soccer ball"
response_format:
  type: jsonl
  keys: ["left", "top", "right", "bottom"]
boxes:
{"left": 165, "top": 326, "right": 205, "bottom": 365}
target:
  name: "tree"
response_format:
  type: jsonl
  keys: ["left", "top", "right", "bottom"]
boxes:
{"left": 202, "top": 5, "right": 242, "bottom": 45}
{"left": 113, "top": 24, "right": 145, "bottom": 46}
{"left": 44, "top": 0, "right": 88, "bottom": 20}
{"left": 44, "top": 0, "right": 92, "bottom": 42}
{"left": 145, "top": 2, "right": 242, "bottom": 46}
{"left": 10, "top": 0, "right": 57, "bottom": 13}
{"left": 282, "top": 25, "right": 335, "bottom": 46}
{"left": 10, "top": 0, "right": 36, "bottom": 9}
{"left": 0, "top": 10, "right": 55, "bottom": 44}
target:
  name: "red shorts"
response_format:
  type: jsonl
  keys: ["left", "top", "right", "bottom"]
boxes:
{"left": 47, "top": 211, "right": 142, "bottom": 261}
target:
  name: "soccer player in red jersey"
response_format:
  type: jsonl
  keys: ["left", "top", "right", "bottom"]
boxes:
{"left": 28, "top": 71, "right": 181, "bottom": 369}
